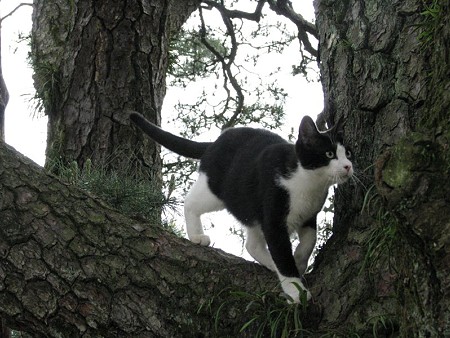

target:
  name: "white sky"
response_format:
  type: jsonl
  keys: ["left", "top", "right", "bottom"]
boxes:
{"left": 2, "top": 3, "right": 46, "bottom": 164}
{"left": 1, "top": 2, "right": 325, "bottom": 258}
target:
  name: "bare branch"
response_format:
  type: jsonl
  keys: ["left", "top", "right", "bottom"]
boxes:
{"left": 198, "top": 5, "right": 245, "bottom": 130}
{"left": 201, "top": 0, "right": 318, "bottom": 63}
{"left": 0, "top": 3, "right": 33, "bottom": 23}
{"left": 267, "top": 0, "right": 318, "bottom": 57}
{"left": 202, "top": 0, "right": 266, "bottom": 22}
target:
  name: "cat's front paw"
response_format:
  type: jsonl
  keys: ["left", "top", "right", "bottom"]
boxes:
{"left": 280, "top": 277, "right": 311, "bottom": 303}
{"left": 287, "top": 288, "right": 312, "bottom": 304}
{"left": 190, "top": 234, "right": 211, "bottom": 246}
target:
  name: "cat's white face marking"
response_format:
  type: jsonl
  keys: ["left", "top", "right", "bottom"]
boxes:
{"left": 329, "top": 143, "right": 353, "bottom": 184}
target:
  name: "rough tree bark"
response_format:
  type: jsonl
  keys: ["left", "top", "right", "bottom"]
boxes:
{"left": 31, "top": 0, "right": 199, "bottom": 184}
{"left": 311, "top": 0, "right": 449, "bottom": 335}
{"left": 0, "top": 142, "right": 280, "bottom": 337}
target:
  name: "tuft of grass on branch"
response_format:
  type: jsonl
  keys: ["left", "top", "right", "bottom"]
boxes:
{"left": 47, "top": 158, "right": 182, "bottom": 235}
{"left": 198, "top": 285, "right": 311, "bottom": 338}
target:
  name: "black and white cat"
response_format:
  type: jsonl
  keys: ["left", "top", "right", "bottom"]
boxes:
{"left": 130, "top": 112, "right": 353, "bottom": 302}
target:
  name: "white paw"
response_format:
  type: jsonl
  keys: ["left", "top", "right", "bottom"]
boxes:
{"left": 190, "top": 234, "right": 211, "bottom": 246}
{"left": 280, "top": 276, "right": 311, "bottom": 303}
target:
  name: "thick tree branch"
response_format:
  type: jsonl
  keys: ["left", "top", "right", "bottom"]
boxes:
{"left": 0, "top": 143, "right": 277, "bottom": 337}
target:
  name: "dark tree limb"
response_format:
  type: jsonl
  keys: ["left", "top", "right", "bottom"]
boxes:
{"left": 198, "top": 5, "right": 245, "bottom": 130}
{"left": 267, "top": 0, "right": 318, "bottom": 57}
{"left": 195, "top": 0, "right": 317, "bottom": 131}
{"left": 203, "top": 0, "right": 266, "bottom": 22}
{"left": 0, "top": 143, "right": 277, "bottom": 337}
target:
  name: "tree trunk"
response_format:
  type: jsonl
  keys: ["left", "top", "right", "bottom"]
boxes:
{"left": 312, "top": 0, "right": 449, "bottom": 335}
{"left": 31, "top": 0, "right": 199, "bottom": 186}
{"left": 0, "top": 142, "right": 284, "bottom": 337}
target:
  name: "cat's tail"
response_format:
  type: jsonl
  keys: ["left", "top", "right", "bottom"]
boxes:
{"left": 129, "top": 111, "right": 212, "bottom": 159}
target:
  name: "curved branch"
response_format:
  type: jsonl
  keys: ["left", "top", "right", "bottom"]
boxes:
{"left": 0, "top": 3, "right": 33, "bottom": 23}
{"left": 198, "top": 6, "right": 245, "bottom": 130}
{"left": 268, "top": 0, "right": 318, "bottom": 57}
{"left": 202, "top": 0, "right": 266, "bottom": 22}
{"left": 195, "top": 0, "right": 318, "bottom": 131}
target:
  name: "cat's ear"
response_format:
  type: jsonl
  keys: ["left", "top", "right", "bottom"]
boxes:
{"left": 298, "top": 116, "right": 320, "bottom": 143}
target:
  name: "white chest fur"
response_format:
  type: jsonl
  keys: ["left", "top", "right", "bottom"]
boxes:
{"left": 278, "top": 165, "right": 331, "bottom": 234}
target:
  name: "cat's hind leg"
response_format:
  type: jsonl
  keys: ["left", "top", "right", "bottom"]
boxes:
{"left": 184, "top": 172, "right": 225, "bottom": 246}
{"left": 245, "top": 226, "right": 276, "bottom": 271}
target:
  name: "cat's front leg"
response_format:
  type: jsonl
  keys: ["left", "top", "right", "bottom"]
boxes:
{"left": 294, "top": 222, "right": 317, "bottom": 275}
{"left": 264, "top": 218, "right": 312, "bottom": 302}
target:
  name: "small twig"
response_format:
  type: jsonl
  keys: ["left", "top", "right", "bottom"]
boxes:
{"left": 0, "top": 3, "right": 33, "bottom": 23}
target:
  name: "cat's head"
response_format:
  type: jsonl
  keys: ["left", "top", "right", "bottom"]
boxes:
{"left": 296, "top": 116, "right": 353, "bottom": 184}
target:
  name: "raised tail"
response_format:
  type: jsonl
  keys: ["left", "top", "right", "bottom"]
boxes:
{"left": 130, "top": 111, "right": 212, "bottom": 159}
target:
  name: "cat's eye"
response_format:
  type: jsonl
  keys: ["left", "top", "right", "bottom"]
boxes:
{"left": 325, "top": 151, "right": 335, "bottom": 159}
{"left": 346, "top": 150, "right": 352, "bottom": 158}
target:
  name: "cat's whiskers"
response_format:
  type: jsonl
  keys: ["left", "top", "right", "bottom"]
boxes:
{"left": 350, "top": 172, "right": 366, "bottom": 189}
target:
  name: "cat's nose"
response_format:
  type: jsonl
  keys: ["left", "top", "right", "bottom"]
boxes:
{"left": 344, "top": 165, "right": 352, "bottom": 173}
